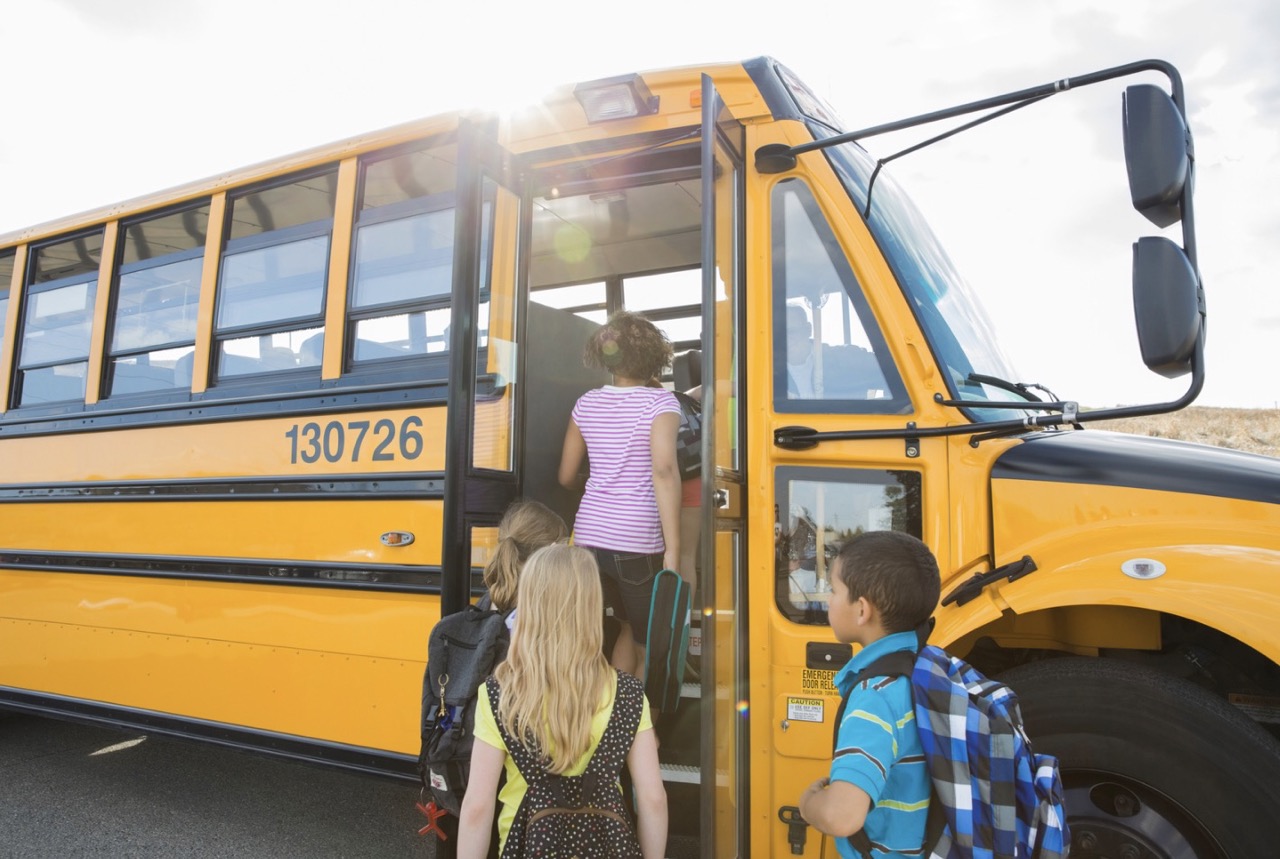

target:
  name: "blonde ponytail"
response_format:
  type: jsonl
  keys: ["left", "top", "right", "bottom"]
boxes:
{"left": 482, "top": 500, "right": 568, "bottom": 613}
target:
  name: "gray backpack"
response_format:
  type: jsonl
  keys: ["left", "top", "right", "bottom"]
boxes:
{"left": 418, "top": 598, "right": 511, "bottom": 818}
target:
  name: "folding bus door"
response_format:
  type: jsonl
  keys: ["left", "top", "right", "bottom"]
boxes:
{"left": 441, "top": 119, "right": 526, "bottom": 617}
{"left": 699, "top": 74, "right": 748, "bottom": 857}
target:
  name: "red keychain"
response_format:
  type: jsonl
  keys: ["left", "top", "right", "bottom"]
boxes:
{"left": 416, "top": 793, "right": 449, "bottom": 840}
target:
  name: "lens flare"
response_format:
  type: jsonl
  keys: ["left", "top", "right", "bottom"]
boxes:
{"left": 553, "top": 224, "right": 591, "bottom": 263}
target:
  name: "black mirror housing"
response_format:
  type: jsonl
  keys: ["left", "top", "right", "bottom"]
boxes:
{"left": 1133, "top": 236, "right": 1201, "bottom": 378}
{"left": 1123, "top": 85, "right": 1190, "bottom": 228}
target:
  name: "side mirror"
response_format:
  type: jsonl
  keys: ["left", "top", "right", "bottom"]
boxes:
{"left": 1122, "top": 85, "right": 1191, "bottom": 228}
{"left": 1133, "top": 236, "right": 1200, "bottom": 378}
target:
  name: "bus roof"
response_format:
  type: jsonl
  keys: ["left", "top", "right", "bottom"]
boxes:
{"left": 0, "top": 58, "right": 781, "bottom": 249}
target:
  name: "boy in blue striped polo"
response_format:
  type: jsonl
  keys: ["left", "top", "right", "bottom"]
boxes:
{"left": 798, "top": 531, "right": 941, "bottom": 858}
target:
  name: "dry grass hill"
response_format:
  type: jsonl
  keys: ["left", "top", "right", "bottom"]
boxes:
{"left": 1090, "top": 406, "right": 1280, "bottom": 459}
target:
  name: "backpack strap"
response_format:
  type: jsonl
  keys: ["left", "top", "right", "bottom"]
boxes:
{"left": 586, "top": 672, "right": 644, "bottom": 775}
{"left": 484, "top": 677, "right": 546, "bottom": 787}
{"left": 830, "top": 619, "right": 933, "bottom": 746}
{"left": 475, "top": 590, "right": 516, "bottom": 623}
{"left": 832, "top": 651, "right": 916, "bottom": 859}
{"left": 831, "top": 650, "right": 916, "bottom": 749}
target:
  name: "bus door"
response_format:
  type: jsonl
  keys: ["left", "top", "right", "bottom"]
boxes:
{"left": 699, "top": 75, "right": 748, "bottom": 857}
{"left": 764, "top": 132, "right": 938, "bottom": 854}
{"left": 441, "top": 119, "right": 525, "bottom": 616}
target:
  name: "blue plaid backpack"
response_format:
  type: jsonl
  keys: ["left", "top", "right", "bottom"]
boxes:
{"left": 836, "top": 625, "right": 1069, "bottom": 859}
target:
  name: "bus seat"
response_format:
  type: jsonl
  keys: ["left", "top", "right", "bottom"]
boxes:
{"left": 21, "top": 372, "right": 85, "bottom": 405}
{"left": 219, "top": 354, "right": 265, "bottom": 377}
{"left": 299, "top": 332, "right": 325, "bottom": 367}
{"left": 261, "top": 346, "right": 298, "bottom": 370}
{"left": 173, "top": 351, "right": 195, "bottom": 387}
{"left": 111, "top": 362, "right": 176, "bottom": 395}
{"left": 819, "top": 344, "right": 888, "bottom": 399}
{"left": 673, "top": 349, "right": 701, "bottom": 392}
{"left": 353, "top": 339, "right": 409, "bottom": 361}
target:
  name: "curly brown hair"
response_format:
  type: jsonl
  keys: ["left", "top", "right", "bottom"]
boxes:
{"left": 582, "top": 311, "right": 673, "bottom": 381}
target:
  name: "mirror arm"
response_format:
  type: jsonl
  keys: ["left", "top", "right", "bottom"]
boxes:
{"left": 1073, "top": 327, "right": 1206, "bottom": 424}
{"left": 782, "top": 59, "right": 1186, "bottom": 155}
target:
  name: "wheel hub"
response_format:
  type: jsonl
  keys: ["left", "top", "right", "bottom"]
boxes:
{"left": 1065, "top": 779, "right": 1220, "bottom": 859}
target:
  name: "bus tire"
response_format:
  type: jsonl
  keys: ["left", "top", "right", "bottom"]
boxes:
{"left": 1001, "top": 656, "right": 1280, "bottom": 859}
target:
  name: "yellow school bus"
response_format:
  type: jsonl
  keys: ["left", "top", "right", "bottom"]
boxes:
{"left": 1, "top": 57, "right": 1277, "bottom": 857}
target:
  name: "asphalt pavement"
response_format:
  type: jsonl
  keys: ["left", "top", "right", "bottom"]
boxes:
{"left": 0, "top": 711, "right": 438, "bottom": 858}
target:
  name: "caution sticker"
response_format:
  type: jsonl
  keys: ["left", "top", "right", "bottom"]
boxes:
{"left": 786, "top": 696, "right": 825, "bottom": 723}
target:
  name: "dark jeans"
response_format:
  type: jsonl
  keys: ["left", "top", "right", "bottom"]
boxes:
{"left": 588, "top": 547, "right": 662, "bottom": 644}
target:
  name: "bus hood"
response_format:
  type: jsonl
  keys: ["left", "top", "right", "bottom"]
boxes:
{"left": 991, "top": 429, "right": 1280, "bottom": 507}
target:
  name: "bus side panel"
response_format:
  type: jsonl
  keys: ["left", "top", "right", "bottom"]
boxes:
{"left": 0, "top": 498, "right": 441, "bottom": 572}
{"left": 0, "top": 406, "right": 446, "bottom": 483}
{"left": 990, "top": 476, "right": 1280, "bottom": 661}
{"left": 0, "top": 569, "right": 439, "bottom": 753}
{"left": 0, "top": 405, "right": 452, "bottom": 757}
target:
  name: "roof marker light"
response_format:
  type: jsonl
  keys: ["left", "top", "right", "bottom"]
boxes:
{"left": 573, "top": 74, "right": 659, "bottom": 123}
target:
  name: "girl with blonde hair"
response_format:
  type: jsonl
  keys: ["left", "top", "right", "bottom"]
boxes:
{"left": 481, "top": 499, "right": 568, "bottom": 617}
{"left": 458, "top": 544, "right": 667, "bottom": 858}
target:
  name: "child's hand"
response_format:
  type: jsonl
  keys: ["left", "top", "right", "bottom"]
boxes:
{"left": 799, "top": 776, "right": 830, "bottom": 817}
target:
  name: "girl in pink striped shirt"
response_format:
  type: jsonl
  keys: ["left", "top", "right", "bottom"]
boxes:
{"left": 558, "top": 312, "right": 682, "bottom": 679}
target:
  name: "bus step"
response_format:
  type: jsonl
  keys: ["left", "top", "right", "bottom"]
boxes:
{"left": 659, "top": 762, "right": 700, "bottom": 784}
{"left": 664, "top": 833, "right": 700, "bottom": 858}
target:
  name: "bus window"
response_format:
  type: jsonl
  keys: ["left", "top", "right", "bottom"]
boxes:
{"left": 771, "top": 178, "right": 908, "bottom": 413}
{"left": 623, "top": 269, "right": 701, "bottom": 354}
{"left": 775, "top": 467, "right": 922, "bottom": 625}
{"left": 214, "top": 170, "right": 337, "bottom": 381}
{"left": 348, "top": 145, "right": 457, "bottom": 369}
{"left": 13, "top": 231, "right": 103, "bottom": 407}
{"left": 106, "top": 204, "right": 209, "bottom": 397}
{"left": 530, "top": 281, "right": 607, "bottom": 324}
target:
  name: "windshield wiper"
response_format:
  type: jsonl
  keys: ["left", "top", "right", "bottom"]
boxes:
{"left": 936, "top": 372, "right": 1075, "bottom": 416}
{"left": 965, "top": 372, "right": 1057, "bottom": 403}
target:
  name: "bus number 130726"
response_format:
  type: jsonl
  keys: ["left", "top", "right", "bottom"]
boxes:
{"left": 284, "top": 416, "right": 424, "bottom": 464}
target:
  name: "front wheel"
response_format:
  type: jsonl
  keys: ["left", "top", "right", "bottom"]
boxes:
{"left": 1001, "top": 656, "right": 1280, "bottom": 859}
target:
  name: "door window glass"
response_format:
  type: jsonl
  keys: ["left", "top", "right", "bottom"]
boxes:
{"left": 772, "top": 178, "right": 909, "bottom": 413}
{"left": 775, "top": 467, "right": 922, "bottom": 625}
{"left": 473, "top": 179, "right": 516, "bottom": 472}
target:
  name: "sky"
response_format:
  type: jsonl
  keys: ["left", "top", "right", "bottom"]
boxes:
{"left": 1, "top": 0, "right": 1276, "bottom": 410}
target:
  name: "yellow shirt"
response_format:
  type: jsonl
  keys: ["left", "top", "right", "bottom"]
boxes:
{"left": 473, "top": 671, "right": 653, "bottom": 851}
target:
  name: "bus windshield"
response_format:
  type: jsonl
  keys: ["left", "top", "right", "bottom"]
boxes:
{"left": 824, "top": 139, "right": 1040, "bottom": 418}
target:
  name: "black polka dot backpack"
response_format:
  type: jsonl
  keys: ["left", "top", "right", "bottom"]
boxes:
{"left": 485, "top": 670, "right": 645, "bottom": 858}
